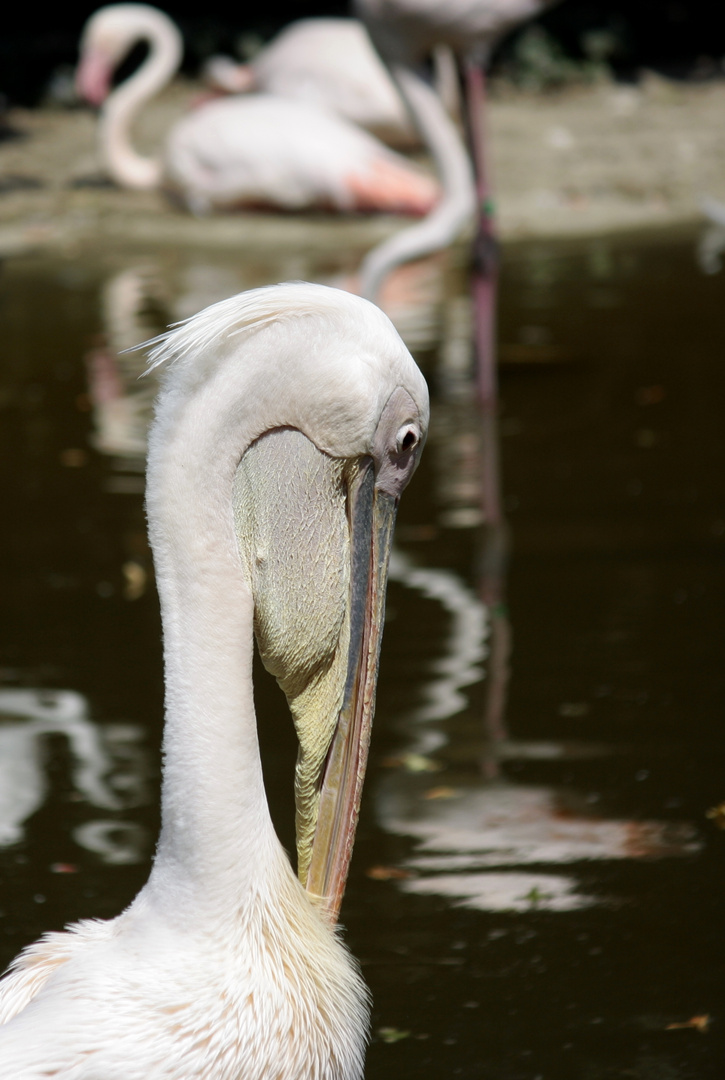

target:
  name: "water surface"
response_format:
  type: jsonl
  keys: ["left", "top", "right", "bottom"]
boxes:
{"left": 0, "top": 228, "right": 723, "bottom": 1077}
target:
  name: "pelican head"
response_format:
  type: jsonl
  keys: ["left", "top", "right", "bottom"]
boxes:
{"left": 0, "top": 283, "right": 428, "bottom": 1078}
{"left": 145, "top": 281, "right": 428, "bottom": 917}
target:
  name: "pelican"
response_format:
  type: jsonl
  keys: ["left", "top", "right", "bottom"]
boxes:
{"left": 76, "top": 3, "right": 437, "bottom": 216}
{"left": 0, "top": 282, "right": 429, "bottom": 1078}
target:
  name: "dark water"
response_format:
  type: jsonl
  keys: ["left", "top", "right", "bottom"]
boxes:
{"left": 0, "top": 229, "right": 724, "bottom": 1077}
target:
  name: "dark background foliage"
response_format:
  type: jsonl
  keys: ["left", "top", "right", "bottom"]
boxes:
{"left": 2, "top": 0, "right": 725, "bottom": 107}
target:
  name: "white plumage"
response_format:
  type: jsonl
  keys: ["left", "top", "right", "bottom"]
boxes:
{"left": 164, "top": 94, "right": 434, "bottom": 215}
{"left": 0, "top": 282, "right": 429, "bottom": 1079}
{"left": 203, "top": 18, "right": 416, "bottom": 146}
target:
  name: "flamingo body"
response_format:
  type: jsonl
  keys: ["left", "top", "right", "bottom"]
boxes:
{"left": 164, "top": 94, "right": 436, "bottom": 215}
{"left": 0, "top": 283, "right": 429, "bottom": 1079}
{"left": 360, "top": 0, "right": 550, "bottom": 61}
{"left": 206, "top": 18, "right": 415, "bottom": 145}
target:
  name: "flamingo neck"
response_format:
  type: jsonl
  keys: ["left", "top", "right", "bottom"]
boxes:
{"left": 359, "top": 64, "right": 476, "bottom": 301}
{"left": 142, "top": 372, "right": 283, "bottom": 924}
{"left": 99, "top": 20, "right": 182, "bottom": 190}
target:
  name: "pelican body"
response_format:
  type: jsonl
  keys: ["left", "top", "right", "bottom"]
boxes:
{"left": 76, "top": 3, "right": 437, "bottom": 216}
{"left": 0, "top": 283, "right": 428, "bottom": 1079}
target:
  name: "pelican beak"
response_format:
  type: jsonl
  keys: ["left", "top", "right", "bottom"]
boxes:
{"left": 234, "top": 396, "right": 424, "bottom": 924}
{"left": 304, "top": 460, "right": 397, "bottom": 924}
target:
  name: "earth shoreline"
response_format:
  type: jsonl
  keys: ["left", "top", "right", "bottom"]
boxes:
{"left": 1, "top": 74, "right": 722, "bottom": 260}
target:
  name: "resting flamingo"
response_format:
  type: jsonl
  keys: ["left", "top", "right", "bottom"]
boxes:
{"left": 76, "top": 3, "right": 437, "bottom": 216}
{"left": 0, "top": 282, "right": 428, "bottom": 1078}
{"left": 356, "top": 0, "right": 558, "bottom": 401}
{"left": 203, "top": 18, "right": 416, "bottom": 147}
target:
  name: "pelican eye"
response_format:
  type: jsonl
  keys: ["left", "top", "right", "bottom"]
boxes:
{"left": 396, "top": 425, "right": 419, "bottom": 454}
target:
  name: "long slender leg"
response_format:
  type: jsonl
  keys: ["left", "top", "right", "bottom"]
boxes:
{"left": 464, "top": 60, "right": 511, "bottom": 769}
{"left": 464, "top": 58, "right": 499, "bottom": 407}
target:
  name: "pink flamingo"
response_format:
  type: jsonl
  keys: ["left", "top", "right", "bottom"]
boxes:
{"left": 202, "top": 18, "right": 417, "bottom": 147}
{"left": 75, "top": 3, "right": 438, "bottom": 217}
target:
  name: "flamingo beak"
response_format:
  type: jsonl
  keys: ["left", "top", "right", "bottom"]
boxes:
{"left": 304, "top": 461, "right": 398, "bottom": 924}
{"left": 76, "top": 50, "right": 113, "bottom": 107}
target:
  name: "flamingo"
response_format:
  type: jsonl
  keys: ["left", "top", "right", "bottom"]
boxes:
{"left": 0, "top": 282, "right": 429, "bottom": 1079}
{"left": 202, "top": 18, "right": 416, "bottom": 147}
{"left": 355, "top": 0, "right": 558, "bottom": 401}
{"left": 75, "top": 3, "right": 438, "bottom": 216}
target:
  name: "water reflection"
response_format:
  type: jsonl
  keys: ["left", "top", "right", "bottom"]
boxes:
{"left": 1, "top": 232, "right": 723, "bottom": 1077}
{"left": 378, "top": 546, "right": 701, "bottom": 914}
{"left": 381, "top": 777, "right": 699, "bottom": 912}
{"left": 85, "top": 267, "right": 161, "bottom": 472}
{"left": 0, "top": 688, "right": 150, "bottom": 864}
{"left": 84, "top": 256, "right": 450, "bottom": 479}
{"left": 83, "top": 261, "right": 258, "bottom": 486}
{"left": 696, "top": 222, "right": 725, "bottom": 276}
{"left": 376, "top": 314, "right": 701, "bottom": 913}
{"left": 388, "top": 551, "right": 486, "bottom": 738}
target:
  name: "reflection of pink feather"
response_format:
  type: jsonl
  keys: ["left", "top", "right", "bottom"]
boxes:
{"left": 85, "top": 347, "right": 124, "bottom": 405}
{"left": 389, "top": 783, "right": 700, "bottom": 865}
{"left": 382, "top": 782, "right": 701, "bottom": 912}
{"left": 375, "top": 555, "right": 700, "bottom": 914}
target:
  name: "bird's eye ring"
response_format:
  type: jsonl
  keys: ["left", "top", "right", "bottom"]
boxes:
{"left": 396, "top": 425, "right": 419, "bottom": 454}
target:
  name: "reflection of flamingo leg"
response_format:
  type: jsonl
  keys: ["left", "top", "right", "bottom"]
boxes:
{"left": 479, "top": 602, "right": 511, "bottom": 780}
{"left": 477, "top": 523, "right": 510, "bottom": 777}
{"left": 478, "top": 388, "right": 503, "bottom": 528}
{"left": 474, "top": 406, "right": 511, "bottom": 778}
{"left": 462, "top": 62, "right": 508, "bottom": 756}
{"left": 472, "top": 275, "right": 510, "bottom": 765}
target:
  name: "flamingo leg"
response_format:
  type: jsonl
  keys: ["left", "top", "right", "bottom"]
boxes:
{"left": 464, "top": 58, "right": 499, "bottom": 407}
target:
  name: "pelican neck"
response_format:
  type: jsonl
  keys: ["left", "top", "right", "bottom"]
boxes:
{"left": 142, "top": 372, "right": 282, "bottom": 922}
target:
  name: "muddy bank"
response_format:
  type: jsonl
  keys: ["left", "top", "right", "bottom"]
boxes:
{"left": 0, "top": 75, "right": 723, "bottom": 258}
